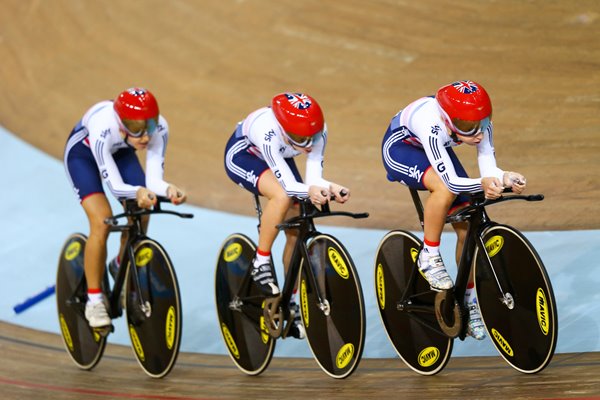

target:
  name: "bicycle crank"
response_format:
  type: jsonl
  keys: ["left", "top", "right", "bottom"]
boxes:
{"left": 262, "top": 296, "right": 283, "bottom": 338}
{"left": 434, "top": 290, "right": 461, "bottom": 337}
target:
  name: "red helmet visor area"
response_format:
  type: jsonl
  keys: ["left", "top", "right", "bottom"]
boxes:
{"left": 450, "top": 116, "right": 491, "bottom": 136}
{"left": 283, "top": 130, "right": 323, "bottom": 148}
{"left": 121, "top": 117, "right": 159, "bottom": 138}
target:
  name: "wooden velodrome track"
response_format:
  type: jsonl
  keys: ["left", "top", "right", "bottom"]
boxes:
{"left": 1, "top": 1, "right": 599, "bottom": 398}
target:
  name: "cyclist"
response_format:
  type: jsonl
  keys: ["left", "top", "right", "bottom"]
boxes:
{"left": 381, "top": 80, "right": 526, "bottom": 340}
{"left": 63, "top": 87, "right": 186, "bottom": 329}
{"left": 224, "top": 92, "right": 350, "bottom": 339}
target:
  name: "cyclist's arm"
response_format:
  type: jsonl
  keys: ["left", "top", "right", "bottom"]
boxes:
{"left": 261, "top": 135, "right": 311, "bottom": 198}
{"left": 476, "top": 123, "right": 504, "bottom": 181}
{"left": 88, "top": 121, "right": 140, "bottom": 199}
{"left": 420, "top": 126, "right": 482, "bottom": 194}
{"left": 145, "top": 116, "right": 170, "bottom": 197}
{"left": 305, "top": 127, "right": 331, "bottom": 188}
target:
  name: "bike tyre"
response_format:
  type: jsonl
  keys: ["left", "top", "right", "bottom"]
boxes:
{"left": 214, "top": 233, "right": 275, "bottom": 375}
{"left": 374, "top": 230, "right": 453, "bottom": 375}
{"left": 124, "top": 239, "right": 182, "bottom": 378}
{"left": 56, "top": 233, "right": 107, "bottom": 370}
{"left": 299, "top": 234, "right": 366, "bottom": 379}
{"left": 474, "top": 224, "right": 558, "bottom": 374}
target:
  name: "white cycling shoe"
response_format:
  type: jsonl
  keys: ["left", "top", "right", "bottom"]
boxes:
{"left": 417, "top": 253, "right": 454, "bottom": 290}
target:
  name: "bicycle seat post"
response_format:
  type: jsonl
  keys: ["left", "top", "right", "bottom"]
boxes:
{"left": 409, "top": 189, "right": 425, "bottom": 230}
{"left": 253, "top": 193, "right": 263, "bottom": 233}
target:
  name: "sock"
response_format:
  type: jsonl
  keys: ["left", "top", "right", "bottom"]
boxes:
{"left": 421, "top": 238, "right": 440, "bottom": 259}
{"left": 464, "top": 282, "right": 475, "bottom": 305}
{"left": 88, "top": 290, "right": 103, "bottom": 304}
{"left": 254, "top": 248, "right": 271, "bottom": 267}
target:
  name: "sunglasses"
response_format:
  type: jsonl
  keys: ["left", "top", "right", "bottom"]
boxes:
{"left": 451, "top": 117, "right": 491, "bottom": 137}
{"left": 284, "top": 131, "right": 322, "bottom": 148}
{"left": 121, "top": 118, "right": 158, "bottom": 138}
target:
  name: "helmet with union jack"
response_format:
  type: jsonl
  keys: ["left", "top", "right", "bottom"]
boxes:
{"left": 436, "top": 80, "right": 492, "bottom": 136}
{"left": 114, "top": 88, "right": 159, "bottom": 120}
{"left": 113, "top": 88, "right": 159, "bottom": 137}
{"left": 271, "top": 92, "right": 324, "bottom": 137}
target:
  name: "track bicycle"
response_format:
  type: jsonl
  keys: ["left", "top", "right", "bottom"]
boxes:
{"left": 374, "top": 188, "right": 557, "bottom": 375}
{"left": 56, "top": 197, "right": 193, "bottom": 378}
{"left": 215, "top": 194, "right": 368, "bottom": 378}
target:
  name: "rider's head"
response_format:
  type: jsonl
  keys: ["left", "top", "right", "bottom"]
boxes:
{"left": 113, "top": 88, "right": 159, "bottom": 137}
{"left": 271, "top": 92, "right": 324, "bottom": 148}
{"left": 436, "top": 80, "right": 492, "bottom": 137}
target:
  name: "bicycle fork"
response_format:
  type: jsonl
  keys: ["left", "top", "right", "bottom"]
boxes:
{"left": 124, "top": 243, "right": 152, "bottom": 322}
{"left": 477, "top": 235, "right": 515, "bottom": 310}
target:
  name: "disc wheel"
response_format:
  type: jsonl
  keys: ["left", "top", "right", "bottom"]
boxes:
{"left": 56, "top": 233, "right": 107, "bottom": 370}
{"left": 374, "top": 230, "right": 453, "bottom": 375}
{"left": 124, "top": 239, "right": 182, "bottom": 378}
{"left": 299, "top": 234, "right": 366, "bottom": 379}
{"left": 475, "top": 225, "right": 558, "bottom": 374}
{"left": 214, "top": 234, "right": 275, "bottom": 375}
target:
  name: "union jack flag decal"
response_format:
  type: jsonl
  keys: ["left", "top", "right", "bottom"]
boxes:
{"left": 127, "top": 88, "right": 147, "bottom": 97}
{"left": 285, "top": 93, "right": 312, "bottom": 110}
{"left": 452, "top": 80, "right": 478, "bottom": 94}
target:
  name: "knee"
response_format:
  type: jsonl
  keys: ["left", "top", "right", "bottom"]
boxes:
{"left": 270, "top": 191, "right": 293, "bottom": 209}
{"left": 88, "top": 215, "right": 111, "bottom": 240}
{"left": 431, "top": 186, "right": 456, "bottom": 206}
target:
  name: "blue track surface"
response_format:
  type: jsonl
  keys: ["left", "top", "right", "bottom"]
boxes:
{"left": 1, "top": 126, "right": 599, "bottom": 358}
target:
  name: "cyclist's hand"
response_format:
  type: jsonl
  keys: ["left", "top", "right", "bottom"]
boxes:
{"left": 329, "top": 183, "right": 350, "bottom": 203}
{"left": 136, "top": 187, "right": 157, "bottom": 209}
{"left": 503, "top": 171, "right": 527, "bottom": 194}
{"left": 308, "top": 185, "right": 329, "bottom": 205}
{"left": 481, "top": 177, "right": 503, "bottom": 200}
{"left": 167, "top": 184, "right": 187, "bottom": 205}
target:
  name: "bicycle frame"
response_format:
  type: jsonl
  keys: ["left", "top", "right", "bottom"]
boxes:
{"left": 404, "top": 189, "right": 544, "bottom": 339}
{"left": 232, "top": 194, "right": 368, "bottom": 338}
{"left": 104, "top": 198, "right": 193, "bottom": 320}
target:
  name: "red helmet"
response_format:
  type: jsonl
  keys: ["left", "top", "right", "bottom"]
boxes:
{"left": 113, "top": 88, "right": 159, "bottom": 137}
{"left": 436, "top": 80, "right": 491, "bottom": 122}
{"left": 113, "top": 88, "right": 159, "bottom": 121}
{"left": 271, "top": 93, "right": 324, "bottom": 137}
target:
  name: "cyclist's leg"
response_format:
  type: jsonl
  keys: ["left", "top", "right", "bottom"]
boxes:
{"left": 80, "top": 194, "right": 112, "bottom": 327}
{"left": 449, "top": 218, "right": 486, "bottom": 339}
{"left": 81, "top": 195, "right": 111, "bottom": 291}
{"left": 65, "top": 142, "right": 111, "bottom": 303}
{"left": 383, "top": 136, "right": 454, "bottom": 289}
{"left": 421, "top": 147, "right": 471, "bottom": 289}
{"left": 111, "top": 148, "right": 150, "bottom": 270}
{"left": 224, "top": 135, "right": 285, "bottom": 296}
{"left": 282, "top": 205, "right": 299, "bottom": 270}
{"left": 256, "top": 171, "right": 293, "bottom": 255}
{"left": 413, "top": 170, "right": 455, "bottom": 289}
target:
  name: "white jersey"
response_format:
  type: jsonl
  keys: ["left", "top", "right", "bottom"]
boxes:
{"left": 240, "top": 107, "right": 330, "bottom": 197}
{"left": 77, "top": 101, "right": 169, "bottom": 199}
{"left": 389, "top": 96, "right": 504, "bottom": 193}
